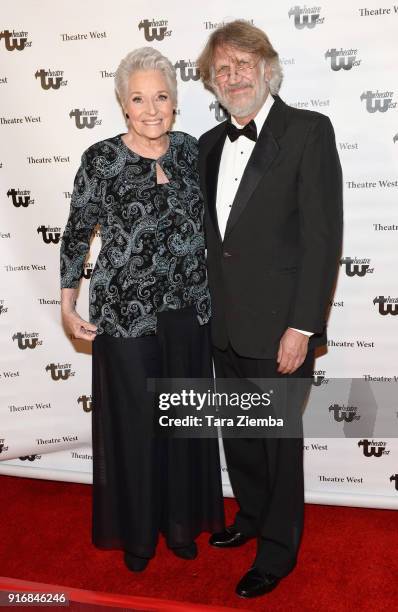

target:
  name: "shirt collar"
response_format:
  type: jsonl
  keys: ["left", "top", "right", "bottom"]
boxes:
{"left": 231, "top": 93, "right": 274, "bottom": 133}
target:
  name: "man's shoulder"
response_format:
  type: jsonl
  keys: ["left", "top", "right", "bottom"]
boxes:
{"left": 282, "top": 99, "right": 332, "bottom": 130}
{"left": 198, "top": 122, "right": 226, "bottom": 150}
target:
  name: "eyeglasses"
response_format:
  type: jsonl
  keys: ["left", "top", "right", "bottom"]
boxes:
{"left": 214, "top": 58, "right": 261, "bottom": 81}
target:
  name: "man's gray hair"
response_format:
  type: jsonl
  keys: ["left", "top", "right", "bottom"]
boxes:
{"left": 115, "top": 47, "right": 177, "bottom": 106}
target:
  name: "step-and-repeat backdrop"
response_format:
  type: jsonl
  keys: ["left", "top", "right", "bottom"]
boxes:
{"left": 1, "top": 0, "right": 397, "bottom": 508}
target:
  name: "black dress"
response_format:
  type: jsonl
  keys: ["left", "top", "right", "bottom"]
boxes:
{"left": 60, "top": 132, "right": 225, "bottom": 556}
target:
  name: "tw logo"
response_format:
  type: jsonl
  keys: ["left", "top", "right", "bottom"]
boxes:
{"left": 312, "top": 371, "right": 328, "bottom": 386}
{"left": 82, "top": 263, "right": 94, "bottom": 280}
{"left": 174, "top": 60, "right": 199, "bottom": 82}
{"left": 35, "top": 69, "right": 67, "bottom": 90}
{"left": 329, "top": 404, "right": 360, "bottom": 423}
{"left": 12, "top": 332, "right": 41, "bottom": 350}
{"left": 45, "top": 363, "right": 73, "bottom": 381}
{"left": 69, "top": 109, "right": 100, "bottom": 129}
{"left": 325, "top": 49, "right": 360, "bottom": 71}
{"left": 360, "top": 91, "right": 396, "bottom": 113}
{"left": 37, "top": 225, "right": 61, "bottom": 244}
{"left": 0, "top": 30, "right": 31, "bottom": 51}
{"left": 358, "top": 439, "right": 388, "bottom": 457}
{"left": 78, "top": 395, "right": 93, "bottom": 412}
{"left": 390, "top": 474, "right": 398, "bottom": 491}
{"left": 138, "top": 19, "right": 171, "bottom": 42}
{"left": 340, "top": 257, "right": 373, "bottom": 277}
{"left": 288, "top": 6, "right": 324, "bottom": 29}
{"left": 19, "top": 454, "right": 40, "bottom": 462}
{"left": 209, "top": 101, "right": 228, "bottom": 123}
{"left": 7, "top": 188, "right": 33, "bottom": 208}
{"left": 373, "top": 296, "right": 398, "bottom": 316}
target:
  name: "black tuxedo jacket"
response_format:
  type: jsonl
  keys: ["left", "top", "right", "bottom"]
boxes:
{"left": 199, "top": 96, "right": 343, "bottom": 359}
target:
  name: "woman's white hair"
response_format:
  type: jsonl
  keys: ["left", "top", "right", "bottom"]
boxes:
{"left": 115, "top": 47, "right": 177, "bottom": 106}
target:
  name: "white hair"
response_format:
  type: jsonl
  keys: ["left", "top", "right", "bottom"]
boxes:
{"left": 267, "top": 57, "right": 283, "bottom": 95}
{"left": 115, "top": 47, "right": 177, "bottom": 106}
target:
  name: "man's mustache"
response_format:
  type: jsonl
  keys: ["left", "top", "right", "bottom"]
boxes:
{"left": 226, "top": 83, "right": 254, "bottom": 93}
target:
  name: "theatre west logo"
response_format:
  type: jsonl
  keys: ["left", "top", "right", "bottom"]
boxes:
{"left": 0, "top": 299, "right": 8, "bottom": 315}
{"left": 329, "top": 403, "right": 360, "bottom": 423}
{"left": 358, "top": 439, "right": 388, "bottom": 457}
{"left": 69, "top": 108, "right": 101, "bottom": 129}
{"left": 288, "top": 5, "right": 324, "bottom": 29}
{"left": 360, "top": 90, "right": 396, "bottom": 113}
{"left": 0, "top": 438, "right": 9, "bottom": 454}
{"left": 37, "top": 225, "right": 61, "bottom": 244}
{"left": 209, "top": 101, "right": 228, "bottom": 123}
{"left": 82, "top": 262, "right": 94, "bottom": 279}
{"left": 0, "top": 29, "right": 31, "bottom": 51}
{"left": 174, "top": 60, "right": 200, "bottom": 82}
{"left": 45, "top": 362, "right": 75, "bottom": 381}
{"left": 35, "top": 69, "right": 67, "bottom": 90}
{"left": 325, "top": 48, "right": 361, "bottom": 71}
{"left": 78, "top": 394, "right": 92, "bottom": 412}
{"left": 312, "top": 369, "right": 329, "bottom": 386}
{"left": 12, "top": 332, "right": 42, "bottom": 350}
{"left": 19, "top": 454, "right": 40, "bottom": 462}
{"left": 7, "top": 188, "right": 34, "bottom": 207}
{"left": 390, "top": 474, "right": 398, "bottom": 491}
{"left": 340, "top": 256, "right": 373, "bottom": 277}
{"left": 138, "top": 19, "right": 171, "bottom": 42}
{"left": 373, "top": 296, "right": 398, "bottom": 316}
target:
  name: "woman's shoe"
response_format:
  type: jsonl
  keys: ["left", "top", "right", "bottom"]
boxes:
{"left": 171, "top": 542, "right": 198, "bottom": 560}
{"left": 124, "top": 551, "right": 150, "bottom": 572}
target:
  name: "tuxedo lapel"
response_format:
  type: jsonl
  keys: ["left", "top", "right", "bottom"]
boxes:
{"left": 224, "top": 95, "right": 286, "bottom": 240}
{"left": 205, "top": 127, "right": 227, "bottom": 242}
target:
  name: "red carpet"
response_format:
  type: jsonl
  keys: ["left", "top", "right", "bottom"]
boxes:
{"left": 0, "top": 474, "right": 397, "bottom": 611}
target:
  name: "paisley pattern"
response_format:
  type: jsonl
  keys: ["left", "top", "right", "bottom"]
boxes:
{"left": 60, "top": 132, "right": 211, "bottom": 337}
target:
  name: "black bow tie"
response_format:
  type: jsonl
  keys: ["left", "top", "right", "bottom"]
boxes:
{"left": 226, "top": 119, "right": 257, "bottom": 143}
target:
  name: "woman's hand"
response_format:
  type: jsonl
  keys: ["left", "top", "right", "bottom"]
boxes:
{"left": 61, "top": 287, "right": 97, "bottom": 342}
{"left": 62, "top": 309, "right": 97, "bottom": 342}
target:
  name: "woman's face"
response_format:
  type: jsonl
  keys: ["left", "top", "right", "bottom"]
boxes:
{"left": 124, "top": 70, "right": 174, "bottom": 140}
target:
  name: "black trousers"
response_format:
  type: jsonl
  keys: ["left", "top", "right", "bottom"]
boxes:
{"left": 91, "top": 308, "right": 225, "bottom": 558}
{"left": 213, "top": 343, "right": 314, "bottom": 577}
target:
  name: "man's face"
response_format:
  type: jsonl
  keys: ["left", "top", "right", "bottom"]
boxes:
{"left": 212, "top": 45, "right": 271, "bottom": 119}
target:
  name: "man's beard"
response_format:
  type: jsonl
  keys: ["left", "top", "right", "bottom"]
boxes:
{"left": 215, "top": 77, "right": 268, "bottom": 118}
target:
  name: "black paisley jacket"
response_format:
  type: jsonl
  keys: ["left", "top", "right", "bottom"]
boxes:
{"left": 60, "top": 132, "right": 211, "bottom": 337}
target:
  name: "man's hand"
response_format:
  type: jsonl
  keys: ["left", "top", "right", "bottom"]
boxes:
{"left": 277, "top": 328, "right": 309, "bottom": 374}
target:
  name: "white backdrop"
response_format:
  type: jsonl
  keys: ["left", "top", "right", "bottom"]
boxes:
{"left": 1, "top": 0, "right": 397, "bottom": 508}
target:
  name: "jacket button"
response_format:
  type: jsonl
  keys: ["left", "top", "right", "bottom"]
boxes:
{"left": 223, "top": 251, "right": 232, "bottom": 258}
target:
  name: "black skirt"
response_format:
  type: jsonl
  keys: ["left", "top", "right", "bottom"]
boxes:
{"left": 91, "top": 307, "right": 225, "bottom": 557}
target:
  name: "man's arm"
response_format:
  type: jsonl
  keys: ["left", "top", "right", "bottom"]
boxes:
{"left": 278, "top": 115, "right": 343, "bottom": 374}
{"left": 288, "top": 114, "right": 343, "bottom": 333}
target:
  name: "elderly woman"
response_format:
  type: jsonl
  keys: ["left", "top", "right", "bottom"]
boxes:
{"left": 60, "top": 47, "right": 224, "bottom": 571}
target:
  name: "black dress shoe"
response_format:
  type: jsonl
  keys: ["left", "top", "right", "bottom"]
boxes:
{"left": 236, "top": 567, "right": 280, "bottom": 598}
{"left": 171, "top": 542, "right": 198, "bottom": 560}
{"left": 209, "top": 526, "right": 252, "bottom": 548}
{"left": 123, "top": 552, "right": 150, "bottom": 572}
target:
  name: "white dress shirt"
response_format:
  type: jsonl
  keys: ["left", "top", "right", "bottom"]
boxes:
{"left": 216, "top": 94, "right": 313, "bottom": 338}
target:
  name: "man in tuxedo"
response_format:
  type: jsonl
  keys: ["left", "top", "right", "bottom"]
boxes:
{"left": 197, "top": 20, "right": 343, "bottom": 598}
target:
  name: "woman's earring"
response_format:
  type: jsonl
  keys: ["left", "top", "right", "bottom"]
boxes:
{"left": 125, "top": 113, "right": 129, "bottom": 119}
{"left": 173, "top": 109, "right": 177, "bottom": 115}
